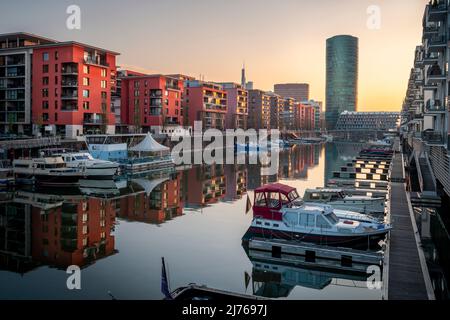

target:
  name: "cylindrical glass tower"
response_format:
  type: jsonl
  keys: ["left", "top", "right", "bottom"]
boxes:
{"left": 326, "top": 35, "right": 358, "bottom": 130}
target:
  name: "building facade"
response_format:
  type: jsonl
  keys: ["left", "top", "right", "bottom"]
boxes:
{"left": 335, "top": 111, "right": 400, "bottom": 131}
{"left": 326, "top": 35, "right": 358, "bottom": 130}
{"left": 120, "top": 74, "right": 183, "bottom": 134}
{"left": 274, "top": 83, "right": 309, "bottom": 102}
{"left": 248, "top": 89, "right": 271, "bottom": 130}
{"left": 183, "top": 80, "right": 227, "bottom": 131}
{"left": 402, "top": 0, "right": 450, "bottom": 197}
{"left": 0, "top": 32, "right": 119, "bottom": 138}
{"left": 220, "top": 82, "right": 248, "bottom": 129}
{"left": 268, "top": 92, "right": 284, "bottom": 130}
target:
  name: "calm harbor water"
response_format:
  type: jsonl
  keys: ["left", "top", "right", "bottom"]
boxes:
{"left": 0, "top": 143, "right": 389, "bottom": 300}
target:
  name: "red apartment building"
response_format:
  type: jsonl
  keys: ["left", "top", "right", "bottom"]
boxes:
{"left": 32, "top": 41, "right": 118, "bottom": 138}
{"left": 120, "top": 74, "right": 183, "bottom": 134}
{"left": 183, "top": 80, "right": 227, "bottom": 130}
{"left": 295, "top": 103, "right": 315, "bottom": 131}
{"left": 31, "top": 198, "right": 116, "bottom": 269}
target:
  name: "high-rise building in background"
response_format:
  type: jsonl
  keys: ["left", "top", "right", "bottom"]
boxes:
{"left": 325, "top": 35, "right": 358, "bottom": 130}
{"left": 274, "top": 83, "right": 309, "bottom": 102}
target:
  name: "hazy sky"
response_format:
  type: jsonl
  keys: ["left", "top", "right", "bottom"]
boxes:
{"left": 1, "top": 0, "right": 428, "bottom": 111}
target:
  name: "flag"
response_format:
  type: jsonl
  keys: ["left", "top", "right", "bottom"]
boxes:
{"left": 161, "top": 257, "right": 173, "bottom": 300}
{"left": 245, "top": 194, "right": 252, "bottom": 214}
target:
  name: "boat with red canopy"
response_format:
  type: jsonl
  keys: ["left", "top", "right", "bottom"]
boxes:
{"left": 246, "top": 183, "right": 391, "bottom": 248}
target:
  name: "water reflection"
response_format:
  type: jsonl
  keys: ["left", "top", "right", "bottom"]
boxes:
{"left": 0, "top": 143, "right": 384, "bottom": 299}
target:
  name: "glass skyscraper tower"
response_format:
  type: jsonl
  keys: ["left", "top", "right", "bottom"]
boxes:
{"left": 325, "top": 35, "right": 358, "bottom": 130}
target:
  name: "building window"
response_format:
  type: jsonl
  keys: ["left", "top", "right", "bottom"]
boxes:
{"left": 101, "top": 80, "right": 107, "bottom": 88}
{"left": 101, "top": 103, "right": 107, "bottom": 112}
{"left": 55, "top": 51, "right": 59, "bottom": 60}
{"left": 55, "top": 64, "right": 58, "bottom": 72}
{"left": 83, "top": 101, "right": 89, "bottom": 110}
{"left": 101, "top": 91, "right": 107, "bottom": 99}
{"left": 83, "top": 77, "right": 90, "bottom": 86}
{"left": 42, "top": 77, "right": 49, "bottom": 85}
{"left": 83, "top": 89, "right": 90, "bottom": 98}
{"left": 101, "top": 69, "right": 106, "bottom": 77}
{"left": 55, "top": 100, "right": 58, "bottom": 109}
{"left": 43, "top": 52, "right": 49, "bottom": 61}
{"left": 42, "top": 89, "right": 49, "bottom": 98}
{"left": 43, "top": 113, "right": 49, "bottom": 121}
{"left": 42, "top": 101, "right": 49, "bottom": 109}
{"left": 83, "top": 65, "right": 90, "bottom": 74}
{"left": 55, "top": 76, "right": 58, "bottom": 85}
{"left": 134, "top": 90, "right": 139, "bottom": 97}
{"left": 43, "top": 64, "right": 49, "bottom": 73}
{"left": 134, "top": 81, "right": 139, "bottom": 88}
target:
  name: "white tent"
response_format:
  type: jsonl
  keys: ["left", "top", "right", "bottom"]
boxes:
{"left": 129, "top": 133, "right": 169, "bottom": 153}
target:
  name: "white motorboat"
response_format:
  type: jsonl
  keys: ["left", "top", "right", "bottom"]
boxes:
{"left": 12, "top": 157, "right": 85, "bottom": 186}
{"left": 247, "top": 183, "right": 391, "bottom": 248}
{"left": 41, "top": 149, "right": 119, "bottom": 179}
{"left": 302, "top": 188, "right": 385, "bottom": 214}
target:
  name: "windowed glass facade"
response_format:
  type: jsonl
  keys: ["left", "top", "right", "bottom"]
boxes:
{"left": 326, "top": 35, "right": 358, "bottom": 130}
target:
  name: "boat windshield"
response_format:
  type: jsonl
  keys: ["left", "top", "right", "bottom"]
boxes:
{"left": 326, "top": 212, "right": 339, "bottom": 224}
{"left": 288, "top": 190, "right": 299, "bottom": 201}
{"left": 73, "top": 155, "right": 91, "bottom": 160}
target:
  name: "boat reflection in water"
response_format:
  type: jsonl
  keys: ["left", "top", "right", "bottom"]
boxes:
{"left": 247, "top": 255, "right": 371, "bottom": 299}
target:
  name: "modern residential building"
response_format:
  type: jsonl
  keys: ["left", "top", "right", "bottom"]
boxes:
{"left": 300, "top": 100, "right": 322, "bottom": 131}
{"left": 281, "top": 97, "right": 296, "bottom": 130}
{"left": 183, "top": 80, "right": 227, "bottom": 131}
{"left": 402, "top": 0, "right": 450, "bottom": 197}
{"left": 32, "top": 39, "right": 118, "bottom": 138}
{"left": 268, "top": 92, "right": 284, "bottom": 130}
{"left": 274, "top": 83, "right": 309, "bottom": 102}
{"left": 220, "top": 82, "right": 248, "bottom": 129}
{"left": 120, "top": 73, "right": 183, "bottom": 134}
{"left": 326, "top": 35, "right": 358, "bottom": 130}
{"left": 0, "top": 32, "right": 119, "bottom": 138}
{"left": 335, "top": 111, "right": 400, "bottom": 131}
{"left": 248, "top": 89, "right": 271, "bottom": 130}
{"left": 0, "top": 33, "right": 56, "bottom": 135}
{"left": 295, "top": 103, "right": 315, "bottom": 131}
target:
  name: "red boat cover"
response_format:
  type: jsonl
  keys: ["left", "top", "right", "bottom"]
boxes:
{"left": 254, "top": 183, "right": 296, "bottom": 196}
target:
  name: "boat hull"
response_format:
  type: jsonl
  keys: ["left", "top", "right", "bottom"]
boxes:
{"left": 245, "top": 226, "right": 387, "bottom": 249}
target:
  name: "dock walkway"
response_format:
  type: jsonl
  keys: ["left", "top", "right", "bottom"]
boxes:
{"left": 386, "top": 141, "right": 433, "bottom": 300}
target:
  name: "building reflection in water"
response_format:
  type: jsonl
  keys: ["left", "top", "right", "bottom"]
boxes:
{"left": 0, "top": 145, "right": 326, "bottom": 277}
{"left": 0, "top": 194, "right": 117, "bottom": 273}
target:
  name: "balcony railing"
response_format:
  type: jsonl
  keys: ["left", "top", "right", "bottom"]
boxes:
{"left": 425, "top": 99, "right": 446, "bottom": 112}
{"left": 422, "top": 130, "right": 445, "bottom": 144}
{"left": 61, "top": 68, "right": 78, "bottom": 75}
{"left": 84, "top": 57, "right": 109, "bottom": 67}
{"left": 61, "top": 80, "right": 78, "bottom": 87}
{"left": 61, "top": 92, "right": 78, "bottom": 100}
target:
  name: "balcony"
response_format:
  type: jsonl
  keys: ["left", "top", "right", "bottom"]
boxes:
{"left": 423, "top": 53, "right": 440, "bottom": 65}
{"left": 428, "top": 35, "right": 446, "bottom": 52}
{"left": 61, "top": 80, "right": 78, "bottom": 87}
{"left": 425, "top": 100, "right": 446, "bottom": 113}
{"left": 61, "top": 91, "right": 78, "bottom": 100}
{"left": 422, "top": 130, "right": 445, "bottom": 145}
{"left": 84, "top": 56, "right": 109, "bottom": 67}
{"left": 423, "top": 25, "right": 440, "bottom": 40}
{"left": 428, "top": 2, "right": 448, "bottom": 22}
{"left": 61, "top": 63, "right": 78, "bottom": 75}
{"left": 83, "top": 114, "right": 105, "bottom": 125}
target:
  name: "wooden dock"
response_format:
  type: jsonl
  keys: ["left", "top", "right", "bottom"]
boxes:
{"left": 385, "top": 142, "right": 434, "bottom": 300}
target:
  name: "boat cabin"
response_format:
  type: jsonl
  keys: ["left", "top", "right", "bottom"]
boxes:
{"left": 253, "top": 183, "right": 300, "bottom": 220}
{"left": 303, "top": 189, "right": 346, "bottom": 202}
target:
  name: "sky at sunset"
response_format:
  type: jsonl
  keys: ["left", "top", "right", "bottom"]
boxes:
{"left": 1, "top": 0, "right": 429, "bottom": 112}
